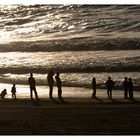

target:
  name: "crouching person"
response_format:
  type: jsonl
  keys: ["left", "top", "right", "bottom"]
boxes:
{"left": 0, "top": 89, "right": 7, "bottom": 99}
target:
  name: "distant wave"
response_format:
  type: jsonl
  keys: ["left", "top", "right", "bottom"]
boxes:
{"left": 0, "top": 5, "right": 140, "bottom": 43}
{"left": 0, "top": 64, "right": 139, "bottom": 74}
{"left": 0, "top": 38, "right": 140, "bottom": 52}
{"left": 0, "top": 5, "right": 139, "bottom": 90}
{"left": 0, "top": 73, "right": 139, "bottom": 91}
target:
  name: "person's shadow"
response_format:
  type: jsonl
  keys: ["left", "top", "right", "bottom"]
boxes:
{"left": 111, "top": 98, "right": 140, "bottom": 104}
{"left": 32, "top": 99, "right": 40, "bottom": 106}
{"left": 92, "top": 96, "right": 103, "bottom": 103}
{"left": 59, "top": 98, "right": 66, "bottom": 104}
{"left": 128, "top": 98, "right": 140, "bottom": 104}
{"left": 50, "top": 97, "right": 67, "bottom": 104}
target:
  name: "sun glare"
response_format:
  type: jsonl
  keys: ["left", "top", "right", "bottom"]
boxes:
{"left": 0, "top": 5, "right": 18, "bottom": 10}
{"left": 0, "top": 31, "right": 12, "bottom": 44}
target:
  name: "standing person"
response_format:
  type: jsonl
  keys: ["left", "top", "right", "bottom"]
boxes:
{"left": 128, "top": 78, "right": 134, "bottom": 99}
{"left": 92, "top": 77, "right": 96, "bottom": 99}
{"left": 123, "top": 77, "right": 128, "bottom": 98}
{"left": 55, "top": 72, "right": 62, "bottom": 100}
{"left": 11, "top": 84, "right": 16, "bottom": 100}
{"left": 47, "top": 70, "right": 54, "bottom": 99}
{"left": 28, "top": 73, "right": 39, "bottom": 101}
{"left": 105, "top": 76, "right": 115, "bottom": 100}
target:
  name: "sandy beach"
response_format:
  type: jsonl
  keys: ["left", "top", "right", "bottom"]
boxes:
{"left": 0, "top": 84, "right": 140, "bottom": 135}
{"left": 0, "top": 4, "right": 140, "bottom": 135}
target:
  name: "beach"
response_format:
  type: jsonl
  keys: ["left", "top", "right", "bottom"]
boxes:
{"left": 0, "top": 5, "right": 140, "bottom": 135}
{"left": 0, "top": 85, "right": 140, "bottom": 135}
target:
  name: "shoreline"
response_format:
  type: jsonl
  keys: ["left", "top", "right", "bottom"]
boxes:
{"left": 0, "top": 83, "right": 140, "bottom": 134}
{"left": 0, "top": 83, "right": 139, "bottom": 99}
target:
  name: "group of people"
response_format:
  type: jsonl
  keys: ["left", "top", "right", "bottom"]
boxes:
{"left": 28, "top": 70, "right": 62, "bottom": 101}
{"left": 0, "top": 84, "right": 16, "bottom": 99}
{"left": 0, "top": 70, "right": 62, "bottom": 101}
{"left": 92, "top": 76, "right": 134, "bottom": 100}
{"left": 0, "top": 71, "right": 134, "bottom": 101}
{"left": 123, "top": 77, "right": 134, "bottom": 99}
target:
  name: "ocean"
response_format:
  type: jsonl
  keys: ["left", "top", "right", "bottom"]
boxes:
{"left": 0, "top": 5, "right": 140, "bottom": 93}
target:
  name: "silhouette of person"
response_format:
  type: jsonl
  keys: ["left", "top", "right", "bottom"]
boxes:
{"left": 123, "top": 77, "right": 128, "bottom": 98}
{"left": 105, "top": 76, "right": 115, "bottom": 100}
{"left": 47, "top": 70, "right": 54, "bottom": 99}
{"left": 128, "top": 78, "right": 134, "bottom": 99}
{"left": 92, "top": 77, "right": 96, "bottom": 98}
{"left": 0, "top": 89, "right": 7, "bottom": 99}
{"left": 55, "top": 72, "right": 62, "bottom": 100}
{"left": 11, "top": 84, "right": 16, "bottom": 100}
{"left": 28, "top": 73, "right": 39, "bottom": 100}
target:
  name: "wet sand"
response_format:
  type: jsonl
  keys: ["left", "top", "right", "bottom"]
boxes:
{"left": 0, "top": 97, "right": 140, "bottom": 135}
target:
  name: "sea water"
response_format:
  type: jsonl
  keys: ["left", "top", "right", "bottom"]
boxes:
{"left": 0, "top": 5, "right": 139, "bottom": 97}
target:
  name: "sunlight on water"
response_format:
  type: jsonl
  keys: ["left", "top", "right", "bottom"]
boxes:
{"left": 0, "top": 5, "right": 139, "bottom": 93}
{"left": 0, "top": 51, "right": 139, "bottom": 72}
{"left": 1, "top": 83, "right": 140, "bottom": 99}
{"left": 0, "top": 5, "right": 140, "bottom": 43}
{"left": 0, "top": 50, "right": 138, "bottom": 89}
{"left": 0, "top": 31, "right": 12, "bottom": 43}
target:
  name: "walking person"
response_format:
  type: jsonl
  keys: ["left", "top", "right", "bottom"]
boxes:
{"left": 11, "top": 84, "right": 16, "bottom": 100}
{"left": 55, "top": 72, "right": 62, "bottom": 100}
{"left": 28, "top": 73, "right": 39, "bottom": 101}
{"left": 123, "top": 77, "right": 128, "bottom": 98}
{"left": 47, "top": 70, "right": 54, "bottom": 99}
{"left": 105, "top": 76, "right": 115, "bottom": 100}
{"left": 128, "top": 78, "right": 134, "bottom": 100}
{"left": 92, "top": 77, "right": 96, "bottom": 99}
